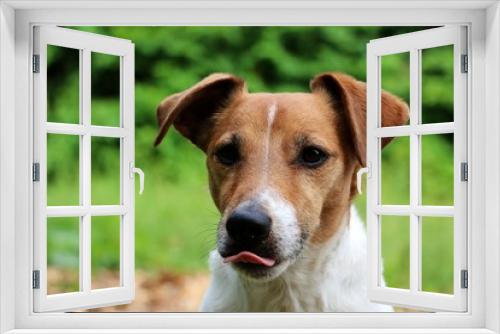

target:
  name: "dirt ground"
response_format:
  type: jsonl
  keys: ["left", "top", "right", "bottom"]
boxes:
{"left": 48, "top": 268, "right": 210, "bottom": 312}
{"left": 89, "top": 271, "right": 210, "bottom": 312}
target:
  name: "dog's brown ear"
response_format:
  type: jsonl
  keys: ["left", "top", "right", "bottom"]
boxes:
{"left": 154, "top": 73, "right": 247, "bottom": 150}
{"left": 310, "top": 72, "right": 409, "bottom": 166}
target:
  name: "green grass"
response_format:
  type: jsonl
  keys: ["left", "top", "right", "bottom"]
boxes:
{"left": 421, "top": 217, "right": 454, "bottom": 294}
{"left": 381, "top": 216, "right": 410, "bottom": 289}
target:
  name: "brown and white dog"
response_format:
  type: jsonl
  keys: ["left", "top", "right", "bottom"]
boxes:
{"left": 155, "top": 73, "right": 408, "bottom": 312}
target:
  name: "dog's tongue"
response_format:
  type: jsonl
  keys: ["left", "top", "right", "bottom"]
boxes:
{"left": 223, "top": 251, "right": 276, "bottom": 267}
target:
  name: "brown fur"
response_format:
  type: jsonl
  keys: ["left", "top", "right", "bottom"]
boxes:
{"left": 155, "top": 73, "right": 408, "bottom": 246}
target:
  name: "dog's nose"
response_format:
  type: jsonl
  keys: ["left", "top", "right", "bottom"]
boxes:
{"left": 226, "top": 207, "right": 272, "bottom": 244}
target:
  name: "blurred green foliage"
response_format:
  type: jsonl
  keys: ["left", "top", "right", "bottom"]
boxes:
{"left": 46, "top": 27, "right": 455, "bottom": 295}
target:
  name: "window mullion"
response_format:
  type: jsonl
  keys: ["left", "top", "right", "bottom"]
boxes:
{"left": 79, "top": 48, "right": 92, "bottom": 293}
{"left": 409, "top": 49, "right": 421, "bottom": 294}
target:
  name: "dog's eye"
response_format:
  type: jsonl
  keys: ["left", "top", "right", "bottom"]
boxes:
{"left": 215, "top": 144, "right": 240, "bottom": 166}
{"left": 299, "top": 146, "right": 328, "bottom": 168}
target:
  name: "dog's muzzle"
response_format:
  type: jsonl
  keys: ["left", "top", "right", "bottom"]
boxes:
{"left": 217, "top": 189, "right": 303, "bottom": 279}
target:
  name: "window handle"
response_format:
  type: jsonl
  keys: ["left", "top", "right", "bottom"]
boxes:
{"left": 356, "top": 164, "right": 371, "bottom": 195}
{"left": 130, "top": 162, "right": 145, "bottom": 195}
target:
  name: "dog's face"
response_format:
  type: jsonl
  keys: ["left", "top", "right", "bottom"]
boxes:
{"left": 155, "top": 73, "right": 408, "bottom": 280}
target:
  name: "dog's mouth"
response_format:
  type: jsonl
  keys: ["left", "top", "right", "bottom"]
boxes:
{"left": 223, "top": 251, "right": 276, "bottom": 267}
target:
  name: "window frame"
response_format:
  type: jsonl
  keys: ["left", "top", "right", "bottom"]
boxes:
{"left": 0, "top": 1, "right": 498, "bottom": 333}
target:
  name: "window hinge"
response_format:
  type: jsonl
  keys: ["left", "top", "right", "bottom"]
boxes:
{"left": 461, "top": 269, "right": 468, "bottom": 289}
{"left": 32, "top": 270, "right": 40, "bottom": 289}
{"left": 32, "top": 54, "right": 40, "bottom": 73}
{"left": 461, "top": 54, "right": 468, "bottom": 73}
{"left": 461, "top": 162, "right": 468, "bottom": 182}
{"left": 32, "top": 162, "right": 40, "bottom": 182}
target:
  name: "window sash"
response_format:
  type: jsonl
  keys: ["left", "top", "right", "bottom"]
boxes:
{"left": 32, "top": 26, "right": 135, "bottom": 312}
{"left": 366, "top": 25, "right": 468, "bottom": 312}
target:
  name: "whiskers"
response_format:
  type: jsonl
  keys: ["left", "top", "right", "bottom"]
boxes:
{"left": 191, "top": 207, "right": 221, "bottom": 265}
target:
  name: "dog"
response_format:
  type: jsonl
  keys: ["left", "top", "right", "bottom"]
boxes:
{"left": 154, "top": 72, "right": 408, "bottom": 312}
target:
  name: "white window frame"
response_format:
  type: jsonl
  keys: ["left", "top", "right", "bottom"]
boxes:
{"left": 0, "top": 1, "right": 499, "bottom": 333}
{"left": 366, "top": 26, "right": 468, "bottom": 312}
{"left": 32, "top": 26, "right": 135, "bottom": 312}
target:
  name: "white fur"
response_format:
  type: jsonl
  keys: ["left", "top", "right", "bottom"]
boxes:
{"left": 201, "top": 206, "right": 393, "bottom": 312}
{"left": 258, "top": 188, "right": 301, "bottom": 262}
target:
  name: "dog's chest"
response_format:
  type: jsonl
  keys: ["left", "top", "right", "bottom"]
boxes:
{"left": 243, "top": 268, "right": 330, "bottom": 312}
{"left": 242, "top": 234, "right": 354, "bottom": 312}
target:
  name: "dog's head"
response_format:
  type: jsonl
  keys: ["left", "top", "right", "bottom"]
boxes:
{"left": 155, "top": 73, "right": 408, "bottom": 280}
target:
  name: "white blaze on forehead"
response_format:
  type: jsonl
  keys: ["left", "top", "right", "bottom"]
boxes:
{"left": 267, "top": 101, "right": 278, "bottom": 126}
{"left": 262, "top": 101, "right": 278, "bottom": 185}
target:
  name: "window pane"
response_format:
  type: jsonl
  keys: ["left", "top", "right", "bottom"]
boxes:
{"left": 47, "top": 217, "right": 80, "bottom": 294}
{"left": 421, "top": 45, "right": 454, "bottom": 124}
{"left": 381, "top": 136, "right": 410, "bottom": 205}
{"left": 421, "top": 217, "right": 454, "bottom": 294}
{"left": 380, "top": 52, "right": 410, "bottom": 127}
{"left": 92, "top": 52, "right": 120, "bottom": 127}
{"left": 91, "top": 137, "right": 121, "bottom": 205}
{"left": 91, "top": 216, "right": 121, "bottom": 289}
{"left": 47, "top": 134, "right": 80, "bottom": 206}
{"left": 381, "top": 215, "right": 410, "bottom": 289}
{"left": 421, "top": 134, "right": 454, "bottom": 206}
{"left": 47, "top": 45, "right": 80, "bottom": 124}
